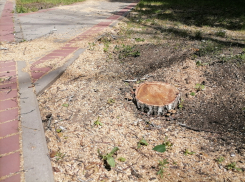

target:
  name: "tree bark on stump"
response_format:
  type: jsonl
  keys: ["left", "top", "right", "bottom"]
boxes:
{"left": 135, "top": 82, "right": 180, "bottom": 116}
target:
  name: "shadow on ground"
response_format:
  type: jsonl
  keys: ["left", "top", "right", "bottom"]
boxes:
{"left": 136, "top": 0, "right": 245, "bottom": 31}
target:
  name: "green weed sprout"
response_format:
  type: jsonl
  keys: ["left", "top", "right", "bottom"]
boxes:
{"left": 153, "top": 137, "right": 173, "bottom": 153}
{"left": 157, "top": 159, "right": 169, "bottom": 178}
{"left": 184, "top": 149, "right": 195, "bottom": 155}
{"left": 226, "top": 162, "right": 242, "bottom": 172}
{"left": 216, "top": 156, "right": 225, "bottom": 163}
{"left": 98, "top": 147, "right": 119, "bottom": 168}
{"left": 94, "top": 116, "right": 103, "bottom": 126}
{"left": 137, "top": 138, "right": 148, "bottom": 149}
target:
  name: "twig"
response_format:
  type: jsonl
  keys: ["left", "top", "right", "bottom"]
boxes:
{"left": 47, "top": 115, "right": 52, "bottom": 129}
{"left": 78, "top": 178, "right": 93, "bottom": 182}
{"left": 131, "top": 147, "right": 149, "bottom": 159}
{"left": 123, "top": 79, "right": 137, "bottom": 82}
{"left": 122, "top": 161, "right": 138, "bottom": 171}
{"left": 178, "top": 123, "right": 221, "bottom": 134}
{"left": 7, "top": 76, "right": 12, "bottom": 81}
{"left": 69, "top": 75, "right": 86, "bottom": 82}
{"left": 114, "top": 168, "right": 126, "bottom": 174}
{"left": 6, "top": 88, "right": 12, "bottom": 94}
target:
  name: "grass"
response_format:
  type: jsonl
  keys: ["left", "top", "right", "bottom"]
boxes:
{"left": 98, "top": 147, "right": 119, "bottom": 168}
{"left": 226, "top": 162, "right": 242, "bottom": 172}
{"left": 215, "top": 156, "right": 225, "bottom": 163}
{"left": 184, "top": 149, "right": 195, "bottom": 156}
{"left": 16, "top": 0, "right": 85, "bottom": 13}
{"left": 157, "top": 159, "right": 169, "bottom": 178}
{"left": 135, "top": 0, "right": 245, "bottom": 31}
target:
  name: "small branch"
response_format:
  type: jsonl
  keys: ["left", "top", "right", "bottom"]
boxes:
{"left": 123, "top": 79, "right": 137, "bottom": 82}
{"left": 47, "top": 115, "right": 52, "bottom": 129}
{"left": 131, "top": 147, "right": 149, "bottom": 159}
{"left": 178, "top": 123, "right": 221, "bottom": 134}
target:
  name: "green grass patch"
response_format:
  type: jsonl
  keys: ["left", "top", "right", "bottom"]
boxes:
{"left": 16, "top": 0, "right": 85, "bottom": 13}
{"left": 135, "top": 0, "right": 245, "bottom": 31}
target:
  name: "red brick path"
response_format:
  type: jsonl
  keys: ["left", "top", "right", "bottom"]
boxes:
{"left": 0, "top": 0, "right": 14, "bottom": 42}
{"left": 0, "top": 61, "right": 21, "bottom": 181}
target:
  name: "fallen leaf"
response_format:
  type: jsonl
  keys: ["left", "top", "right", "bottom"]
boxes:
{"left": 53, "top": 167, "right": 60, "bottom": 172}
{"left": 50, "top": 150, "right": 57, "bottom": 158}
{"left": 80, "top": 139, "right": 84, "bottom": 146}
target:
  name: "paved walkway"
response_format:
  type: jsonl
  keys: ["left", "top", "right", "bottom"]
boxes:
{"left": 0, "top": 0, "right": 137, "bottom": 181}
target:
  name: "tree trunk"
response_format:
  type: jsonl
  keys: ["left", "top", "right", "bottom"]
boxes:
{"left": 135, "top": 82, "right": 180, "bottom": 116}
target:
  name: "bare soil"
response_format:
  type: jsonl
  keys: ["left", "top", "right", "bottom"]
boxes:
{"left": 37, "top": 16, "right": 245, "bottom": 181}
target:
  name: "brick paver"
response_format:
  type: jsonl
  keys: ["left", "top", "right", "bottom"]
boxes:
{"left": 0, "top": 60, "right": 20, "bottom": 181}
{"left": 0, "top": 0, "right": 14, "bottom": 42}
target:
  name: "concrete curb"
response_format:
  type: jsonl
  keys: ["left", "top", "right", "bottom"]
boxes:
{"left": 35, "top": 48, "right": 85, "bottom": 95}
{"left": 18, "top": 61, "right": 54, "bottom": 182}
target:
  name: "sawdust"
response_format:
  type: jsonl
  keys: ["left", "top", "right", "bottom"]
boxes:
{"left": 38, "top": 34, "right": 245, "bottom": 181}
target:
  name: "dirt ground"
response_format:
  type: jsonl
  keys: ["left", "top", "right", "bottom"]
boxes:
{"left": 37, "top": 13, "right": 245, "bottom": 181}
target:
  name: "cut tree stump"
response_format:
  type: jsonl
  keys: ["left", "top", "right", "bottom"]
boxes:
{"left": 135, "top": 82, "right": 180, "bottom": 115}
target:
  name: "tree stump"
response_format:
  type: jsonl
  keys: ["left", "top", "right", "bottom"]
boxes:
{"left": 135, "top": 82, "right": 180, "bottom": 115}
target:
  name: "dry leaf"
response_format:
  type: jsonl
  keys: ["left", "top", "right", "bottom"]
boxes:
{"left": 53, "top": 167, "right": 60, "bottom": 172}
{"left": 50, "top": 150, "right": 57, "bottom": 158}
{"left": 80, "top": 139, "right": 84, "bottom": 146}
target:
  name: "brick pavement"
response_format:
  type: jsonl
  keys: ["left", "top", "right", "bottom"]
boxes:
{"left": 0, "top": 0, "right": 14, "bottom": 42}
{"left": 0, "top": 1, "right": 137, "bottom": 181}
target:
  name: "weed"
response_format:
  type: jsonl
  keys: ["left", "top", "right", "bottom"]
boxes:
{"left": 94, "top": 116, "right": 103, "bottom": 126}
{"left": 173, "top": 161, "right": 178, "bottom": 165}
{"left": 62, "top": 103, "right": 69, "bottom": 107}
{"left": 117, "top": 45, "right": 140, "bottom": 59}
{"left": 157, "top": 159, "right": 169, "bottom": 178}
{"left": 88, "top": 42, "right": 95, "bottom": 50}
{"left": 242, "top": 107, "right": 245, "bottom": 112}
{"left": 103, "top": 42, "right": 110, "bottom": 52}
{"left": 198, "top": 41, "right": 223, "bottom": 57}
{"left": 107, "top": 98, "right": 115, "bottom": 104}
{"left": 56, "top": 128, "right": 62, "bottom": 133}
{"left": 153, "top": 137, "right": 173, "bottom": 153}
{"left": 137, "top": 138, "right": 148, "bottom": 149}
{"left": 55, "top": 151, "right": 65, "bottom": 161}
{"left": 178, "top": 99, "right": 184, "bottom": 110}
{"left": 98, "top": 147, "right": 119, "bottom": 168}
{"left": 226, "top": 162, "right": 242, "bottom": 172}
{"left": 20, "top": 39, "right": 27, "bottom": 43}
{"left": 136, "top": 80, "right": 143, "bottom": 84}
{"left": 16, "top": 4, "right": 28, "bottom": 13}
{"left": 196, "top": 60, "right": 208, "bottom": 66}
{"left": 216, "top": 156, "right": 225, "bottom": 163}
{"left": 184, "top": 149, "right": 195, "bottom": 155}
{"left": 215, "top": 30, "right": 226, "bottom": 37}
{"left": 195, "top": 83, "right": 205, "bottom": 91}
{"left": 135, "top": 37, "right": 145, "bottom": 42}
{"left": 118, "top": 157, "right": 126, "bottom": 162}
{"left": 190, "top": 92, "right": 195, "bottom": 96}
